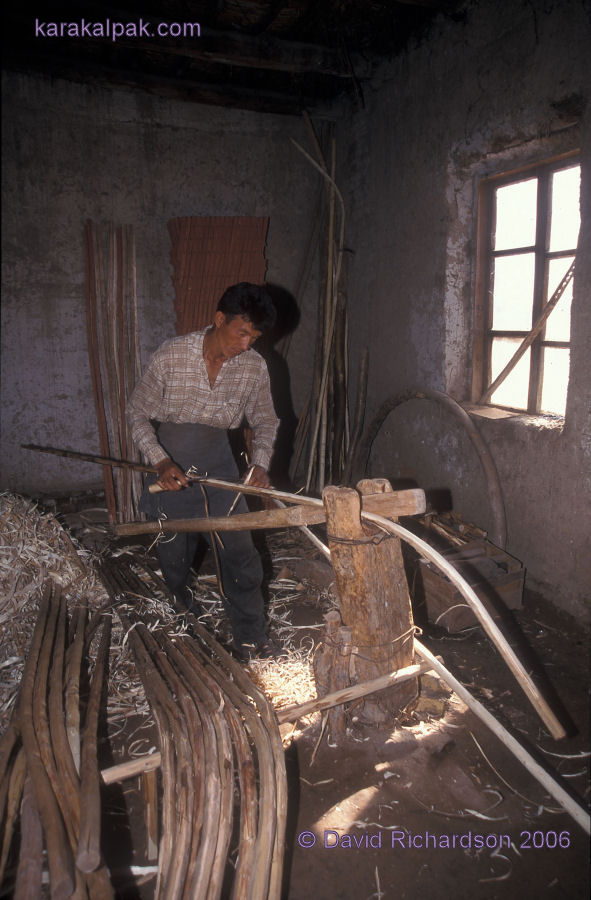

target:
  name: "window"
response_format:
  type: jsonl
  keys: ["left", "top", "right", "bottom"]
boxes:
{"left": 475, "top": 155, "right": 580, "bottom": 415}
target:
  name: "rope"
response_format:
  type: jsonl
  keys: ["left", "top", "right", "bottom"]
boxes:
{"left": 326, "top": 529, "right": 395, "bottom": 546}
{"left": 322, "top": 624, "right": 422, "bottom": 666}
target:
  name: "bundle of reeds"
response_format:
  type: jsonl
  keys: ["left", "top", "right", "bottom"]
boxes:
{"left": 289, "top": 123, "right": 352, "bottom": 493}
{"left": 84, "top": 221, "right": 143, "bottom": 523}
{"left": 100, "top": 556, "right": 287, "bottom": 900}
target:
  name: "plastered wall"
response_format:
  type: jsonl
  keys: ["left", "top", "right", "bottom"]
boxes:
{"left": 1, "top": 73, "right": 320, "bottom": 495}
{"left": 2, "top": 0, "right": 589, "bottom": 619}
{"left": 338, "top": 0, "right": 590, "bottom": 617}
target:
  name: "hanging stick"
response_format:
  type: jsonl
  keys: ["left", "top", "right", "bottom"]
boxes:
{"left": 85, "top": 221, "right": 117, "bottom": 523}
{"left": 480, "top": 258, "right": 575, "bottom": 403}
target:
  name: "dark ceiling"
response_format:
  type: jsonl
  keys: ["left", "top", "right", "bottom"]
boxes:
{"left": 2, "top": 1, "right": 463, "bottom": 115}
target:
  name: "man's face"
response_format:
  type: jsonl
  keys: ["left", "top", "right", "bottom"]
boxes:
{"left": 214, "top": 312, "right": 262, "bottom": 359}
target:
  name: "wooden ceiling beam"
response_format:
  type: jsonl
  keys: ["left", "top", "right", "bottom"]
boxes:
{"left": 171, "top": 27, "right": 372, "bottom": 77}
{"left": 21, "top": 27, "right": 372, "bottom": 79}
{"left": 4, "top": 51, "right": 341, "bottom": 116}
{"left": 392, "top": 0, "right": 459, "bottom": 9}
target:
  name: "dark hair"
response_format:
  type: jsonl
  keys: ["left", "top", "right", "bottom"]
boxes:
{"left": 217, "top": 282, "right": 276, "bottom": 331}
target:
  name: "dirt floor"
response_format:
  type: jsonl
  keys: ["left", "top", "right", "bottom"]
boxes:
{"left": 8, "top": 496, "right": 587, "bottom": 900}
{"left": 92, "top": 518, "right": 590, "bottom": 900}
{"left": 281, "top": 584, "right": 590, "bottom": 900}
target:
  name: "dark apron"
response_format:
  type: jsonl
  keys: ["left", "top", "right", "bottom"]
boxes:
{"left": 139, "top": 421, "right": 265, "bottom": 643}
{"left": 139, "top": 421, "right": 248, "bottom": 520}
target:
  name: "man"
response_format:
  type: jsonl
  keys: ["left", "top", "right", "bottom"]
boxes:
{"left": 128, "top": 282, "right": 280, "bottom": 659}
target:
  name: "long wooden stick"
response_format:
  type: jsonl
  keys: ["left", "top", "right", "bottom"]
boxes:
{"left": 21, "top": 443, "right": 156, "bottom": 473}
{"left": 276, "top": 660, "right": 434, "bottom": 724}
{"left": 17, "top": 583, "right": 75, "bottom": 900}
{"left": 77, "top": 614, "right": 112, "bottom": 873}
{"left": 183, "top": 618, "right": 286, "bottom": 900}
{"left": 359, "top": 508, "right": 565, "bottom": 739}
{"left": 85, "top": 221, "right": 117, "bottom": 523}
{"left": 48, "top": 590, "right": 82, "bottom": 841}
{"left": 115, "top": 504, "right": 326, "bottom": 535}
{"left": 415, "top": 641, "right": 589, "bottom": 835}
{"left": 64, "top": 599, "right": 87, "bottom": 774}
{"left": 14, "top": 775, "right": 43, "bottom": 900}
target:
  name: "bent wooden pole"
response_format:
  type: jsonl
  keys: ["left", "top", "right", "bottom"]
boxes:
{"left": 17, "top": 583, "right": 76, "bottom": 900}
{"left": 77, "top": 614, "right": 112, "bottom": 873}
{"left": 358, "top": 508, "right": 566, "bottom": 740}
{"left": 415, "top": 641, "right": 590, "bottom": 835}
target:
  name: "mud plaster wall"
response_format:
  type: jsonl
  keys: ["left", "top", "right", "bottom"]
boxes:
{"left": 1, "top": 73, "right": 320, "bottom": 495}
{"left": 338, "top": 0, "right": 590, "bottom": 618}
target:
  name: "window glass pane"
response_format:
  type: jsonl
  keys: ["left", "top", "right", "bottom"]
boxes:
{"left": 490, "top": 338, "right": 530, "bottom": 410}
{"left": 540, "top": 347, "right": 569, "bottom": 415}
{"left": 491, "top": 254, "right": 535, "bottom": 330}
{"left": 494, "top": 178, "right": 537, "bottom": 251}
{"left": 549, "top": 165, "right": 581, "bottom": 252}
{"left": 544, "top": 256, "right": 573, "bottom": 342}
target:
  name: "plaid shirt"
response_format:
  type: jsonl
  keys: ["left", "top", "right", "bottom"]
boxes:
{"left": 128, "top": 330, "right": 279, "bottom": 470}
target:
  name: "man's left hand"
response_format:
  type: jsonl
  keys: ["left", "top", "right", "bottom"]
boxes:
{"left": 247, "top": 465, "right": 271, "bottom": 488}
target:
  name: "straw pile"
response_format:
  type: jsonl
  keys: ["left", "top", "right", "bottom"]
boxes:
{"left": 0, "top": 492, "right": 150, "bottom": 741}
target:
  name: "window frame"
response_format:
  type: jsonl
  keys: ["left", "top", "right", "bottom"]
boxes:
{"left": 472, "top": 150, "right": 579, "bottom": 414}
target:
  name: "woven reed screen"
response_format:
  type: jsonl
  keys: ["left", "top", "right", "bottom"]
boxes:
{"left": 168, "top": 216, "right": 269, "bottom": 335}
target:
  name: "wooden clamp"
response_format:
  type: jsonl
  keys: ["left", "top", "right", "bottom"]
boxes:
{"left": 115, "top": 485, "right": 426, "bottom": 536}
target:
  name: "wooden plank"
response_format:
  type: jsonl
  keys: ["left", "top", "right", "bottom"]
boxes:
{"left": 360, "top": 485, "right": 425, "bottom": 518}
{"left": 114, "top": 503, "right": 326, "bottom": 536}
{"left": 116, "top": 487, "right": 424, "bottom": 536}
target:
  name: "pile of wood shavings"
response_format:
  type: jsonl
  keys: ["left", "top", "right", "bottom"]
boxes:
{"left": 0, "top": 492, "right": 150, "bottom": 738}
{"left": 187, "top": 567, "right": 323, "bottom": 733}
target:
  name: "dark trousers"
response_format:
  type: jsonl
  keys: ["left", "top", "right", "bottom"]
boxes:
{"left": 139, "top": 422, "right": 267, "bottom": 645}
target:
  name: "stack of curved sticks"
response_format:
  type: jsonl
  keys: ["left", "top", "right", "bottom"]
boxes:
{"left": 0, "top": 579, "right": 114, "bottom": 899}
{"left": 100, "top": 557, "right": 287, "bottom": 900}
{"left": 1, "top": 559, "right": 287, "bottom": 898}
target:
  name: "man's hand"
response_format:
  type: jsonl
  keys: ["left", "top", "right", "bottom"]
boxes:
{"left": 155, "top": 458, "right": 189, "bottom": 491}
{"left": 246, "top": 465, "right": 271, "bottom": 488}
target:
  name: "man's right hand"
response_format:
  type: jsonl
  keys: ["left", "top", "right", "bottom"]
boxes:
{"left": 155, "top": 458, "right": 189, "bottom": 491}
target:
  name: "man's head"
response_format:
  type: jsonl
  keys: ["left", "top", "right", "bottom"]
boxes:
{"left": 217, "top": 283, "right": 276, "bottom": 332}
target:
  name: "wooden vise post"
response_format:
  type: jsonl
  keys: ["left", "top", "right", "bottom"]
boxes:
{"left": 322, "top": 479, "right": 424, "bottom": 725}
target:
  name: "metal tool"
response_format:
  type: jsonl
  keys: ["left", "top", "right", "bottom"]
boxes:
{"left": 227, "top": 465, "right": 255, "bottom": 516}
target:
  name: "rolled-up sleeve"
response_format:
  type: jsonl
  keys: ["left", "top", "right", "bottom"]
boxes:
{"left": 127, "top": 353, "right": 170, "bottom": 466}
{"left": 244, "top": 361, "right": 279, "bottom": 471}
